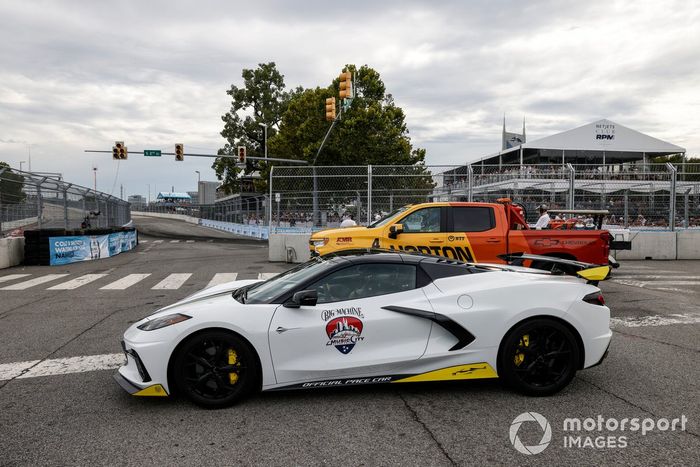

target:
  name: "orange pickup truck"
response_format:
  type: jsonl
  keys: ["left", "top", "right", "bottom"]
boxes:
{"left": 310, "top": 200, "right": 619, "bottom": 267}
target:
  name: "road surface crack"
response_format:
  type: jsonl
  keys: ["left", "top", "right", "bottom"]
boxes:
{"left": 612, "top": 329, "right": 700, "bottom": 354}
{"left": 578, "top": 377, "right": 699, "bottom": 439}
{"left": 397, "top": 392, "right": 458, "bottom": 466}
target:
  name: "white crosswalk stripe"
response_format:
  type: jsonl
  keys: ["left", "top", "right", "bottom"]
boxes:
{"left": 170, "top": 240, "right": 180, "bottom": 243}
{"left": 206, "top": 273, "right": 239, "bottom": 288}
{"left": 0, "top": 271, "right": 281, "bottom": 292}
{"left": 153, "top": 240, "right": 164, "bottom": 244}
{"left": 186, "top": 240, "right": 195, "bottom": 243}
{"left": 140, "top": 239, "right": 149, "bottom": 243}
{"left": 0, "top": 274, "right": 31, "bottom": 284}
{"left": 1, "top": 274, "right": 69, "bottom": 290}
{"left": 611, "top": 267, "right": 700, "bottom": 294}
{"left": 100, "top": 273, "right": 151, "bottom": 290}
{"left": 47, "top": 274, "right": 109, "bottom": 290}
{"left": 152, "top": 273, "right": 192, "bottom": 289}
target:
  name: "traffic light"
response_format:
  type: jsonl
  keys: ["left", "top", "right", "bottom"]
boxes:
{"left": 325, "top": 97, "right": 336, "bottom": 121}
{"left": 237, "top": 146, "right": 246, "bottom": 165}
{"left": 339, "top": 71, "right": 352, "bottom": 100}
{"left": 175, "top": 143, "right": 184, "bottom": 161}
{"left": 113, "top": 141, "right": 127, "bottom": 160}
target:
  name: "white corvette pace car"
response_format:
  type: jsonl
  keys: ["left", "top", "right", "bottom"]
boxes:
{"left": 114, "top": 250, "right": 612, "bottom": 408}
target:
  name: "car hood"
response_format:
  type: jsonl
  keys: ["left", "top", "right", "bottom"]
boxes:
{"left": 154, "top": 279, "right": 262, "bottom": 314}
{"left": 312, "top": 226, "right": 369, "bottom": 237}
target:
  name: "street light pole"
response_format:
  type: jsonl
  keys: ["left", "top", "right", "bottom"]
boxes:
{"left": 195, "top": 170, "right": 201, "bottom": 204}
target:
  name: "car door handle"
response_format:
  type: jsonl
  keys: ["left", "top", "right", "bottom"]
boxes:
{"left": 486, "top": 238, "right": 501, "bottom": 243}
{"left": 429, "top": 239, "right": 444, "bottom": 243}
{"left": 276, "top": 326, "right": 300, "bottom": 334}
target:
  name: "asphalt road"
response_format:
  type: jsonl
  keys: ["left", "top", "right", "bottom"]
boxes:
{"left": 0, "top": 218, "right": 698, "bottom": 465}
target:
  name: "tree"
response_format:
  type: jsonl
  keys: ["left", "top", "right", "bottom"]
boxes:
{"left": 269, "top": 64, "right": 428, "bottom": 167}
{"left": 0, "top": 162, "right": 26, "bottom": 205}
{"left": 214, "top": 62, "right": 297, "bottom": 194}
{"left": 267, "top": 65, "right": 434, "bottom": 213}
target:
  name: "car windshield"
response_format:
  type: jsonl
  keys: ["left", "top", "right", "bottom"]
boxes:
{"left": 241, "top": 257, "right": 338, "bottom": 304}
{"left": 367, "top": 206, "right": 411, "bottom": 228}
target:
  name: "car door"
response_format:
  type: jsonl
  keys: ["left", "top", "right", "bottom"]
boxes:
{"left": 385, "top": 206, "right": 447, "bottom": 256}
{"left": 446, "top": 206, "right": 500, "bottom": 262}
{"left": 268, "top": 263, "right": 433, "bottom": 384}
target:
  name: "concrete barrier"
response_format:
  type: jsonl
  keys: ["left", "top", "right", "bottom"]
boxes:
{"left": 0, "top": 237, "right": 25, "bottom": 269}
{"left": 676, "top": 230, "right": 700, "bottom": 260}
{"left": 1, "top": 217, "right": 37, "bottom": 231}
{"left": 131, "top": 211, "right": 199, "bottom": 224}
{"left": 615, "top": 231, "right": 677, "bottom": 260}
{"left": 269, "top": 234, "right": 311, "bottom": 263}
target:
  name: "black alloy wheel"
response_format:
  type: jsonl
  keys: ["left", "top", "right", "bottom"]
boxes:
{"left": 499, "top": 318, "right": 579, "bottom": 396}
{"left": 173, "top": 330, "right": 259, "bottom": 408}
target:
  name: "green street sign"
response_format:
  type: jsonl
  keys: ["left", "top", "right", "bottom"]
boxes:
{"left": 144, "top": 150, "right": 161, "bottom": 157}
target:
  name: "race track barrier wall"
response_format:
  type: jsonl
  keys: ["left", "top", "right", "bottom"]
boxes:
{"left": 131, "top": 211, "right": 200, "bottom": 224}
{"left": 676, "top": 230, "right": 700, "bottom": 260}
{"left": 132, "top": 211, "right": 268, "bottom": 240}
{"left": 23, "top": 228, "right": 138, "bottom": 266}
{"left": 200, "top": 219, "right": 268, "bottom": 240}
{"left": 614, "top": 231, "right": 677, "bottom": 260}
{"left": 0, "top": 237, "right": 25, "bottom": 269}
{"left": 269, "top": 234, "right": 311, "bottom": 263}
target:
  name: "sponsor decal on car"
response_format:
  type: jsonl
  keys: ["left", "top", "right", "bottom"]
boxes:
{"left": 388, "top": 244, "right": 475, "bottom": 261}
{"left": 320, "top": 307, "right": 364, "bottom": 322}
{"left": 326, "top": 316, "right": 364, "bottom": 354}
{"left": 336, "top": 237, "right": 353, "bottom": 243}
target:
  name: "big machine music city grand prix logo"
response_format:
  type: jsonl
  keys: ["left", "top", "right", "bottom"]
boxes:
{"left": 325, "top": 316, "right": 364, "bottom": 354}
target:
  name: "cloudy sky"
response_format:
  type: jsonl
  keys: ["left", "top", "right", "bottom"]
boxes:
{"left": 1, "top": 0, "right": 698, "bottom": 198}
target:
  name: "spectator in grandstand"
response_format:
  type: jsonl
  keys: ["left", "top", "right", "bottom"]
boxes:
{"left": 534, "top": 204, "right": 551, "bottom": 230}
{"left": 340, "top": 214, "right": 357, "bottom": 228}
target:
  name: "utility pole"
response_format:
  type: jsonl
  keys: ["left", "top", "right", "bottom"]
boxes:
{"left": 93, "top": 166, "right": 97, "bottom": 192}
{"left": 120, "top": 184, "right": 124, "bottom": 200}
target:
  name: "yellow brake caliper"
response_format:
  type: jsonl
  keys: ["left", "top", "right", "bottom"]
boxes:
{"left": 514, "top": 334, "right": 529, "bottom": 366}
{"left": 227, "top": 349, "right": 239, "bottom": 385}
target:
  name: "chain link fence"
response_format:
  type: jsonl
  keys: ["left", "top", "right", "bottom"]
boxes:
{"left": 137, "top": 195, "right": 268, "bottom": 227}
{"left": 0, "top": 167, "right": 131, "bottom": 235}
{"left": 270, "top": 163, "right": 699, "bottom": 231}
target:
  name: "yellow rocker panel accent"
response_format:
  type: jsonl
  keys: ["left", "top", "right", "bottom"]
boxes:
{"left": 133, "top": 384, "right": 168, "bottom": 397}
{"left": 577, "top": 266, "right": 611, "bottom": 282}
{"left": 393, "top": 363, "right": 498, "bottom": 383}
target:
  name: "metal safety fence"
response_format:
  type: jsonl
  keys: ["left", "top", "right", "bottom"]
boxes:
{"left": 138, "top": 195, "right": 268, "bottom": 227}
{"left": 0, "top": 167, "right": 131, "bottom": 234}
{"left": 269, "top": 163, "right": 700, "bottom": 231}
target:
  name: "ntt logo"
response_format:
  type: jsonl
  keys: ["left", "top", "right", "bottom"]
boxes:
{"left": 509, "top": 412, "right": 552, "bottom": 455}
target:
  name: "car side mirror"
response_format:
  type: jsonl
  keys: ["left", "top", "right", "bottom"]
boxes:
{"left": 388, "top": 224, "right": 403, "bottom": 239}
{"left": 284, "top": 289, "right": 318, "bottom": 308}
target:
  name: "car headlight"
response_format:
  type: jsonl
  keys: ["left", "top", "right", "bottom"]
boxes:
{"left": 137, "top": 313, "right": 192, "bottom": 331}
{"left": 311, "top": 238, "right": 329, "bottom": 247}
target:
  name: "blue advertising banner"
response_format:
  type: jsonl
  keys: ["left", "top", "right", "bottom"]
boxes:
{"left": 49, "top": 230, "right": 138, "bottom": 265}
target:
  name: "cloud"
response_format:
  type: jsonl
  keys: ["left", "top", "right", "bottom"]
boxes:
{"left": 0, "top": 0, "right": 698, "bottom": 197}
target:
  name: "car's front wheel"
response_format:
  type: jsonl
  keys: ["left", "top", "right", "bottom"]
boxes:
{"left": 499, "top": 318, "right": 580, "bottom": 396}
{"left": 172, "top": 330, "right": 259, "bottom": 408}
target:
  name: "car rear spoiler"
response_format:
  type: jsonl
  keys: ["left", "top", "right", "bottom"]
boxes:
{"left": 497, "top": 253, "right": 611, "bottom": 284}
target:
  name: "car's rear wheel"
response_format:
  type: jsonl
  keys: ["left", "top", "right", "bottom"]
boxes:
{"left": 499, "top": 318, "right": 579, "bottom": 396}
{"left": 172, "top": 330, "right": 259, "bottom": 408}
